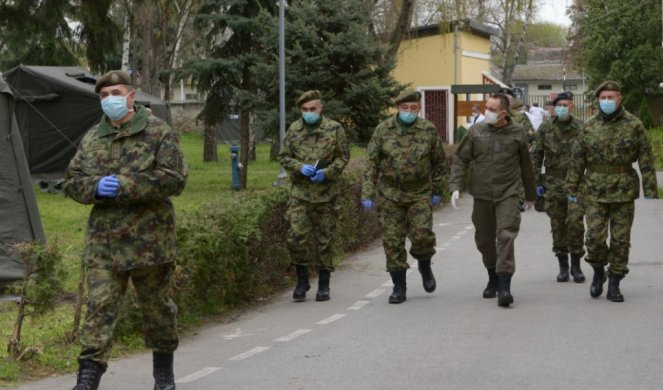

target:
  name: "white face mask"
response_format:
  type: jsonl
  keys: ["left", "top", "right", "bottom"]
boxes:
{"left": 483, "top": 110, "right": 499, "bottom": 124}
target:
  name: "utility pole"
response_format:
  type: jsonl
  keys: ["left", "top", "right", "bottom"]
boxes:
{"left": 275, "top": 0, "right": 287, "bottom": 186}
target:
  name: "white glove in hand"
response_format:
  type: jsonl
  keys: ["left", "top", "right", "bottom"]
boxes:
{"left": 451, "top": 191, "right": 460, "bottom": 210}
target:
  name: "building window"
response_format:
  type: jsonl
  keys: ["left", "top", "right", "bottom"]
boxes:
{"left": 538, "top": 85, "right": 552, "bottom": 90}
{"left": 563, "top": 84, "right": 577, "bottom": 91}
{"left": 185, "top": 93, "right": 200, "bottom": 101}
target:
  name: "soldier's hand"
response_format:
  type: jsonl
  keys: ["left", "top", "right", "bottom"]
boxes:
{"left": 567, "top": 194, "right": 578, "bottom": 203}
{"left": 451, "top": 191, "right": 460, "bottom": 210}
{"left": 361, "top": 199, "right": 374, "bottom": 212}
{"left": 96, "top": 175, "right": 119, "bottom": 198}
{"left": 431, "top": 195, "right": 441, "bottom": 207}
{"left": 300, "top": 164, "right": 316, "bottom": 177}
{"left": 310, "top": 170, "right": 326, "bottom": 183}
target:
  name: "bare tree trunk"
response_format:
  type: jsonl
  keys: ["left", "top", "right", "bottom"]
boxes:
{"left": 499, "top": 0, "right": 516, "bottom": 84}
{"left": 203, "top": 124, "right": 218, "bottom": 162}
{"left": 507, "top": 0, "right": 533, "bottom": 84}
{"left": 240, "top": 108, "right": 249, "bottom": 189}
{"left": 386, "top": 0, "right": 415, "bottom": 59}
{"left": 140, "top": 6, "right": 154, "bottom": 95}
{"left": 121, "top": 3, "right": 132, "bottom": 74}
{"left": 7, "top": 267, "right": 30, "bottom": 359}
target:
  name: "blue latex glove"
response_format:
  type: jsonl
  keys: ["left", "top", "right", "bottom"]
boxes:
{"left": 96, "top": 175, "right": 119, "bottom": 198}
{"left": 431, "top": 195, "right": 441, "bottom": 206}
{"left": 310, "top": 170, "right": 326, "bottom": 183}
{"left": 300, "top": 164, "right": 316, "bottom": 177}
{"left": 536, "top": 186, "right": 545, "bottom": 197}
{"left": 567, "top": 194, "right": 577, "bottom": 203}
{"left": 361, "top": 199, "right": 374, "bottom": 212}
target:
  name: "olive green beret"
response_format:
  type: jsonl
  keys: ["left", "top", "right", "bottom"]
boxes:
{"left": 394, "top": 88, "right": 422, "bottom": 105}
{"left": 95, "top": 70, "right": 132, "bottom": 94}
{"left": 296, "top": 90, "right": 322, "bottom": 107}
{"left": 594, "top": 80, "right": 621, "bottom": 97}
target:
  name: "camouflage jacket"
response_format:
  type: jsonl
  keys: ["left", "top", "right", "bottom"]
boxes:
{"left": 531, "top": 115, "right": 584, "bottom": 195}
{"left": 361, "top": 115, "right": 448, "bottom": 202}
{"left": 511, "top": 109, "right": 535, "bottom": 143}
{"left": 279, "top": 116, "right": 350, "bottom": 203}
{"left": 63, "top": 105, "right": 188, "bottom": 271}
{"left": 566, "top": 108, "right": 657, "bottom": 202}
{"left": 450, "top": 117, "right": 536, "bottom": 202}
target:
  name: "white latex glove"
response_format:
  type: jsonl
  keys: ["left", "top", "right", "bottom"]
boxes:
{"left": 451, "top": 191, "right": 460, "bottom": 210}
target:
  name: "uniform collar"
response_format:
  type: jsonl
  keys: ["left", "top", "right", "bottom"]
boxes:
{"left": 98, "top": 105, "right": 149, "bottom": 138}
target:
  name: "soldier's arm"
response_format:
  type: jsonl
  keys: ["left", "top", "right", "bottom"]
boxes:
{"left": 361, "top": 131, "right": 381, "bottom": 200}
{"left": 519, "top": 129, "right": 537, "bottom": 202}
{"left": 115, "top": 130, "right": 188, "bottom": 202}
{"left": 324, "top": 125, "right": 350, "bottom": 181}
{"left": 565, "top": 136, "right": 585, "bottom": 196}
{"left": 430, "top": 131, "right": 448, "bottom": 196}
{"left": 278, "top": 126, "right": 303, "bottom": 174}
{"left": 449, "top": 131, "right": 473, "bottom": 193}
{"left": 636, "top": 123, "right": 658, "bottom": 198}
{"left": 62, "top": 132, "right": 103, "bottom": 205}
{"left": 530, "top": 126, "right": 545, "bottom": 186}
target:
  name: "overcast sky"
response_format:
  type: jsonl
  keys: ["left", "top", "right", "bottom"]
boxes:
{"left": 536, "top": 0, "right": 572, "bottom": 26}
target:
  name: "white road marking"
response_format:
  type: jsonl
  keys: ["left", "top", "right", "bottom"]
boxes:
{"left": 229, "top": 346, "right": 271, "bottom": 361}
{"left": 438, "top": 222, "right": 452, "bottom": 226}
{"left": 382, "top": 280, "right": 392, "bottom": 287}
{"left": 275, "top": 329, "right": 312, "bottom": 342}
{"left": 317, "top": 314, "right": 346, "bottom": 325}
{"left": 451, "top": 235, "right": 461, "bottom": 240}
{"left": 367, "top": 288, "right": 386, "bottom": 297}
{"left": 465, "top": 225, "right": 474, "bottom": 230}
{"left": 348, "top": 300, "right": 370, "bottom": 310}
{"left": 176, "top": 367, "right": 222, "bottom": 384}
{"left": 222, "top": 327, "right": 246, "bottom": 340}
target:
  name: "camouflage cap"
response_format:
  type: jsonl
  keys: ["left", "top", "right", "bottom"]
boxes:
{"left": 394, "top": 88, "right": 422, "bottom": 105}
{"left": 95, "top": 70, "right": 132, "bottom": 94}
{"left": 296, "top": 90, "right": 322, "bottom": 107}
{"left": 553, "top": 91, "right": 574, "bottom": 105}
{"left": 594, "top": 80, "right": 621, "bottom": 97}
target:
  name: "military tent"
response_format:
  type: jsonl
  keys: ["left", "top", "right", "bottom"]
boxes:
{"left": 0, "top": 77, "right": 46, "bottom": 284}
{"left": 3, "top": 65, "right": 172, "bottom": 179}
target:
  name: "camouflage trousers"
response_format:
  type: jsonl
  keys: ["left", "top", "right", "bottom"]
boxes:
{"left": 378, "top": 197, "right": 436, "bottom": 272}
{"left": 286, "top": 198, "right": 338, "bottom": 271}
{"left": 545, "top": 193, "right": 586, "bottom": 257}
{"left": 472, "top": 196, "right": 521, "bottom": 274}
{"left": 585, "top": 200, "right": 635, "bottom": 277}
{"left": 79, "top": 263, "right": 178, "bottom": 367}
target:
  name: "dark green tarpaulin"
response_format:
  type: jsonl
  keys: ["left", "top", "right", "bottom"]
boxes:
{"left": 0, "top": 78, "right": 46, "bottom": 284}
{"left": 3, "top": 65, "right": 172, "bottom": 179}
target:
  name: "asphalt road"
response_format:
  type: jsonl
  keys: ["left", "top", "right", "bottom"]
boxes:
{"left": 19, "top": 193, "right": 663, "bottom": 390}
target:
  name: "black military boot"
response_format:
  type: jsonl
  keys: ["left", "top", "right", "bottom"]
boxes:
{"left": 483, "top": 268, "right": 497, "bottom": 298}
{"left": 388, "top": 270, "right": 407, "bottom": 304}
{"left": 606, "top": 274, "right": 624, "bottom": 302}
{"left": 293, "top": 265, "right": 310, "bottom": 302}
{"left": 556, "top": 254, "right": 569, "bottom": 282}
{"left": 153, "top": 351, "right": 175, "bottom": 390}
{"left": 315, "top": 269, "right": 331, "bottom": 301}
{"left": 497, "top": 272, "right": 514, "bottom": 307}
{"left": 417, "top": 258, "right": 436, "bottom": 293}
{"left": 590, "top": 266, "right": 607, "bottom": 298}
{"left": 72, "top": 359, "right": 105, "bottom": 390}
{"left": 570, "top": 254, "right": 586, "bottom": 283}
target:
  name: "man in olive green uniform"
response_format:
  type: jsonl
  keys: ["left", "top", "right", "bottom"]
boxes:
{"left": 566, "top": 80, "right": 657, "bottom": 302}
{"left": 450, "top": 93, "right": 536, "bottom": 308}
{"left": 531, "top": 91, "right": 586, "bottom": 283}
{"left": 279, "top": 90, "right": 350, "bottom": 302}
{"left": 361, "top": 89, "right": 448, "bottom": 304}
{"left": 64, "top": 70, "right": 187, "bottom": 390}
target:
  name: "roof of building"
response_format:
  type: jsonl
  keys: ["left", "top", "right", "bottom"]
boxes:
{"left": 408, "top": 19, "right": 498, "bottom": 40}
{"left": 511, "top": 64, "right": 584, "bottom": 82}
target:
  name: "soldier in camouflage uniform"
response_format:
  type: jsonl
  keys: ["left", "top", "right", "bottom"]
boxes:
{"left": 566, "top": 80, "right": 657, "bottom": 302}
{"left": 450, "top": 93, "right": 536, "bottom": 308}
{"left": 361, "top": 89, "right": 448, "bottom": 304}
{"left": 63, "top": 70, "right": 187, "bottom": 390}
{"left": 507, "top": 96, "right": 535, "bottom": 212}
{"left": 279, "top": 90, "right": 350, "bottom": 302}
{"left": 531, "top": 91, "right": 586, "bottom": 283}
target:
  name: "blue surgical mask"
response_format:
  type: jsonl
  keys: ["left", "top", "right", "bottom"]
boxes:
{"left": 101, "top": 94, "right": 130, "bottom": 121}
{"left": 398, "top": 111, "right": 418, "bottom": 124}
{"left": 302, "top": 111, "right": 320, "bottom": 124}
{"left": 554, "top": 106, "right": 570, "bottom": 120}
{"left": 599, "top": 99, "right": 617, "bottom": 115}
